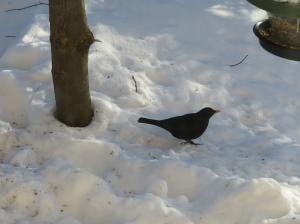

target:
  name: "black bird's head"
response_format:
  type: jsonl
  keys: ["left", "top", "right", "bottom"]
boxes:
{"left": 197, "top": 107, "right": 220, "bottom": 118}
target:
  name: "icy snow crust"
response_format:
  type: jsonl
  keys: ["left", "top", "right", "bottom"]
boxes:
{"left": 1, "top": 0, "right": 300, "bottom": 223}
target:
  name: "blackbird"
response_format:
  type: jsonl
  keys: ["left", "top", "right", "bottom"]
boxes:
{"left": 138, "top": 107, "right": 220, "bottom": 145}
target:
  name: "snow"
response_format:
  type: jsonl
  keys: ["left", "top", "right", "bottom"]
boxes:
{"left": 1, "top": 0, "right": 300, "bottom": 223}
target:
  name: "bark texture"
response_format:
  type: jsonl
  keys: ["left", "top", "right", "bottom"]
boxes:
{"left": 49, "top": 0, "right": 94, "bottom": 127}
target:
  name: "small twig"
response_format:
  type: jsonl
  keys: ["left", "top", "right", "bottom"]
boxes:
{"left": 131, "top": 75, "right": 138, "bottom": 93}
{"left": 228, "top": 54, "right": 248, "bottom": 67}
{"left": 5, "top": 2, "right": 48, "bottom": 12}
{"left": 94, "top": 38, "right": 102, "bottom": 43}
{"left": 5, "top": 35, "right": 16, "bottom": 38}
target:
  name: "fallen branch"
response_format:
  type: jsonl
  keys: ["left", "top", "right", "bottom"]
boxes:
{"left": 228, "top": 54, "right": 248, "bottom": 67}
{"left": 5, "top": 2, "right": 48, "bottom": 12}
{"left": 132, "top": 75, "right": 138, "bottom": 93}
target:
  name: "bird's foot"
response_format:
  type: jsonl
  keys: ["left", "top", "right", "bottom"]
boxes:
{"left": 181, "top": 140, "right": 202, "bottom": 146}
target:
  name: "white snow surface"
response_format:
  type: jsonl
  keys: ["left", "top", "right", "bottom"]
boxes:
{"left": 1, "top": 0, "right": 300, "bottom": 223}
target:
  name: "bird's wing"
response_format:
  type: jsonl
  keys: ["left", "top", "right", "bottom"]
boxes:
{"left": 160, "top": 113, "right": 199, "bottom": 132}
{"left": 162, "top": 113, "right": 196, "bottom": 126}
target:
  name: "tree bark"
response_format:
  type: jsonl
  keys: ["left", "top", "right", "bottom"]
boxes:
{"left": 49, "top": 0, "right": 94, "bottom": 127}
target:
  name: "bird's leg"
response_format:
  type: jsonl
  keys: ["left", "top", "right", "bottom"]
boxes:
{"left": 188, "top": 140, "right": 201, "bottom": 145}
{"left": 181, "top": 140, "right": 202, "bottom": 146}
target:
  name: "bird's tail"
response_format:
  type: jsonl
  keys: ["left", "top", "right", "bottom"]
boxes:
{"left": 138, "top": 117, "right": 161, "bottom": 126}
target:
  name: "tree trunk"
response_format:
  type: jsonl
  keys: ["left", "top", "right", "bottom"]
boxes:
{"left": 49, "top": 0, "right": 94, "bottom": 127}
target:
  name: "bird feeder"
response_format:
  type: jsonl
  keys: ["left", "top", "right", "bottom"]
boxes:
{"left": 247, "top": 0, "right": 300, "bottom": 60}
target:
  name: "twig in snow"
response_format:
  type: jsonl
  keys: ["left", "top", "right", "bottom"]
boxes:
{"left": 228, "top": 54, "right": 248, "bottom": 67}
{"left": 132, "top": 75, "right": 138, "bottom": 93}
{"left": 94, "top": 38, "right": 102, "bottom": 43}
{"left": 5, "top": 2, "right": 48, "bottom": 12}
{"left": 5, "top": 35, "right": 16, "bottom": 38}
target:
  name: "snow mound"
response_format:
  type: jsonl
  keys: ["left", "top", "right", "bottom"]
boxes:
{"left": 1, "top": 0, "right": 300, "bottom": 223}
{"left": 0, "top": 71, "right": 29, "bottom": 127}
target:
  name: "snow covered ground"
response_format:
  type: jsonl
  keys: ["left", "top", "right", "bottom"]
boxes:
{"left": 1, "top": 0, "right": 300, "bottom": 223}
